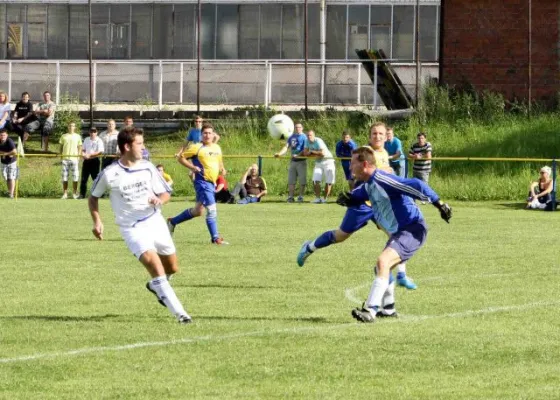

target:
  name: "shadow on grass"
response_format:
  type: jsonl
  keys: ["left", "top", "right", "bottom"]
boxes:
{"left": 495, "top": 202, "right": 529, "bottom": 210}
{"left": 177, "top": 283, "right": 284, "bottom": 290}
{"left": 2, "top": 314, "right": 121, "bottom": 322}
{"left": 67, "top": 238, "right": 122, "bottom": 242}
{"left": 196, "top": 315, "right": 329, "bottom": 323}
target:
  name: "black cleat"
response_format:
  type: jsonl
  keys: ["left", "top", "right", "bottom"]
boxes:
{"left": 375, "top": 310, "right": 399, "bottom": 318}
{"left": 351, "top": 307, "right": 376, "bottom": 323}
{"left": 145, "top": 282, "right": 166, "bottom": 307}
{"left": 178, "top": 315, "right": 192, "bottom": 324}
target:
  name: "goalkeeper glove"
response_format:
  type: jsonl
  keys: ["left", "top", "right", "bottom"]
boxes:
{"left": 336, "top": 192, "right": 361, "bottom": 208}
{"left": 433, "top": 201, "right": 452, "bottom": 223}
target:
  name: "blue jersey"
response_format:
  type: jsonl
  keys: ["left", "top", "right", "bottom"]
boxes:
{"left": 384, "top": 137, "right": 405, "bottom": 162}
{"left": 336, "top": 139, "right": 357, "bottom": 159}
{"left": 351, "top": 169, "right": 439, "bottom": 234}
{"left": 187, "top": 128, "right": 202, "bottom": 143}
{"left": 287, "top": 133, "right": 306, "bottom": 157}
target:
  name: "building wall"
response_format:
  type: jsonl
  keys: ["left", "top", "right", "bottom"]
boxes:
{"left": 441, "top": 0, "right": 559, "bottom": 104}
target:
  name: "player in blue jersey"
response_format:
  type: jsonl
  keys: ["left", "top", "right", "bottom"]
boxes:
{"left": 274, "top": 122, "right": 307, "bottom": 203}
{"left": 297, "top": 122, "right": 418, "bottom": 289}
{"left": 335, "top": 131, "right": 358, "bottom": 189}
{"left": 167, "top": 123, "right": 228, "bottom": 245}
{"left": 342, "top": 146, "right": 451, "bottom": 322}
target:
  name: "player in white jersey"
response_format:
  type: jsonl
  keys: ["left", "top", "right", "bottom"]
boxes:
{"left": 88, "top": 127, "right": 192, "bottom": 324}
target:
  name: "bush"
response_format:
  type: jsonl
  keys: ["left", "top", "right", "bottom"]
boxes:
{"left": 52, "top": 93, "right": 82, "bottom": 137}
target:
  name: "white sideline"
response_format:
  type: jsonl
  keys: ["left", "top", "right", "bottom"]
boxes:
{"left": 1, "top": 300, "right": 558, "bottom": 365}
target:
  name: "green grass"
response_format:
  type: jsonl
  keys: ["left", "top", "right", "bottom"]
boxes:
{"left": 1, "top": 199, "right": 559, "bottom": 399}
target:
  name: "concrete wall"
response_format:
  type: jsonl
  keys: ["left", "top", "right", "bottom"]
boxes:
{"left": 441, "top": 0, "right": 559, "bottom": 104}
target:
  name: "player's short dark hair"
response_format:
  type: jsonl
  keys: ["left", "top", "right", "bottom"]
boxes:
{"left": 43, "top": 91, "right": 51, "bottom": 96}
{"left": 352, "top": 146, "right": 375, "bottom": 164}
{"left": 156, "top": 164, "right": 164, "bottom": 169}
{"left": 0, "top": 129, "right": 7, "bottom": 135}
{"left": 89, "top": 127, "right": 97, "bottom": 133}
{"left": 193, "top": 115, "right": 203, "bottom": 122}
{"left": 342, "top": 130, "right": 350, "bottom": 136}
{"left": 417, "top": 132, "right": 427, "bottom": 138}
{"left": 118, "top": 127, "right": 143, "bottom": 154}
{"left": 21, "top": 91, "right": 29, "bottom": 97}
{"left": 124, "top": 115, "right": 133, "bottom": 122}
{"left": 201, "top": 123, "right": 214, "bottom": 131}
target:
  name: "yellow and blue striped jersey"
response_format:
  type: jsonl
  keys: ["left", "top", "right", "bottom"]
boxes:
{"left": 182, "top": 143, "right": 222, "bottom": 184}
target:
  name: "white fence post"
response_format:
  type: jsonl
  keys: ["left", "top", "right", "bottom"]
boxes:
{"left": 357, "top": 63, "right": 361, "bottom": 105}
{"left": 158, "top": 60, "right": 163, "bottom": 110}
{"left": 8, "top": 62, "right": 12, "bottom": 102}
{"left": 55, "top": 61, "right": 61, "bottom": 106}
{"left": 264, "top": 60, "right": 269, "bottom": 108}
{"left": 373, "top": 60, "right": 378, "bottom": 109}
{"left": 179, "top": 62, "right": 184, "bottom": 104}
{"left": 92, "top": 62, "right": 97, "bottom": 103}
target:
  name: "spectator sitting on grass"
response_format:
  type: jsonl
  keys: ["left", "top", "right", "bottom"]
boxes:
{"left": 215, "top": 172, "right": 232, "bottom": 203}
{"left": 527, "top": 166, "right": 553, "bottom": 210}
{"left": 228, "top": 164, "right": 267, "bottom": 204}
{"left": 156, "top": 164, "right": 174, "bottom": 187}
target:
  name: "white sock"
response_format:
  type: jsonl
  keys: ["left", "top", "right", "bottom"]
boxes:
{"left": 381, "top": 281, "right": 396, "bottom": 315}
{"left": 365, "top": 277, "right": 389, "bottom": 311}
{"left": 397, "top": 263, "right": 406, "bottom": 274}
{"left": 309, "top": 241, "right": 317, "bottom": 252}
{"left": 149, "top": 276, "right": 188, "bottom": 319}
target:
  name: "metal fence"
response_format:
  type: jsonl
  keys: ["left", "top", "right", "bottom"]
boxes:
{"left": 0, "top": 60, "right": 438, "bottom": 108}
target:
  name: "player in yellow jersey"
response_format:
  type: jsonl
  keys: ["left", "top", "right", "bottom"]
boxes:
{"left": 167, "top": 123, "right": 228, "bottom": 245}
{"left": 297, "top": 122, "right": 417, "bottom": 291}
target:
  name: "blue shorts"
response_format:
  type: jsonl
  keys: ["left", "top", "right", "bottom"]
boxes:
{"left": 386, "top": 221, "right": 427, "bottom": 262}
{"left": 339, "top": 203, "right": 375, "bottom": 234}
{"left": 341, "top": 161, "right": 352, "bottom": 181}
{"left": 194, "top": 179, "right": 216, "bottom": 207}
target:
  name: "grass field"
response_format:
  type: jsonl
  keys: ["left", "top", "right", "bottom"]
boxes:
{"left": 1, "top": 198, "right": 559, "bottom": 399}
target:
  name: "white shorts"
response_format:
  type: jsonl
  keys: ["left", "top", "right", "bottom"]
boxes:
{"left": 2, "top": 162, "right": 18, "bottom": 181}
{"left": 119, "top": 214, "right": 176, "bottom": 259}
{"left": 312, "top": 161, "right": 336, "bottom": 185}
{"left": 61, "top": 159, "right": 79, "bottom": 182}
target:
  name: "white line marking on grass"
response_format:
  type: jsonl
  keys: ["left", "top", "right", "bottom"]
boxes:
{"left": 1, "top": 301, "right": 558, "bottom": 365}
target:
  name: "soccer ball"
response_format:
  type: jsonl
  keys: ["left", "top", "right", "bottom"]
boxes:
{"left": 267, "top": 114, "right": 294, "bottom": 140}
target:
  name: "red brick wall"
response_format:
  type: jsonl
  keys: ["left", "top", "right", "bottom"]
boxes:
{"left": 441, "top": 0, "right": 559, "bottom": 104}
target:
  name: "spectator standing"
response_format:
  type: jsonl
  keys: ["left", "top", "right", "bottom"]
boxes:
{"left": 11, "top": 92, "right": 35, "bottom": 143}
{"left": 123, "top": 115, "right": 134, "bottom": 128}
{"left": 80, "top": 127, "right": 104, "bottom": 199}
{"left": 0, "top": 91, "right": 12, "bottom": 131}
{"left": 0, "top": 129, "right": 17, "bottom": 198}
{"left": 304, "top": 130, "right": 336, "bottom": 204}
{"left": 335, "top": 131, "right": 357, "bottom": 189}
{"left": 274, "top": 122, "right": 307, "bottom": 203}
{"left": 385, "top": 127, "right": 406, "bottom": 178}
{"left": 408, "top": 132, "right": 432, "bottom": 182}
{"left": 229, "top": 164, "right": 268, "bottom": 204}
{"left": 59, "top": 122, "right": 82, "bottom": 199}
{"left": 27, "top": 91, "right": 56, "bottom": 152}
{"left": 99, "top": 119, "right": 119, "bottom": 170}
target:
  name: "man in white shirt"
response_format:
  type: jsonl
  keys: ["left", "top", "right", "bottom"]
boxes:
{"left": 80, "top": 127, "right": 104, "bottom": 199}
{"left": 88, "top": 127, "right": 191, "bottom": 324}
{"left": 303, "top": 130, "right": 336, "bottom": 203}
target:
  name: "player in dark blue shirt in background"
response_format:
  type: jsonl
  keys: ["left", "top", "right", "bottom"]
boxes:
{"left": 335, "top": 131, "right": 357, "bottom": 189}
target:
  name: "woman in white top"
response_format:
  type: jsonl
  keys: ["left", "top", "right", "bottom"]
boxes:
{"left": 527, "top": 166, "right": 553, "bottom": 210}
{"left": 0, "top": 91, "right": 11, "bottom": 130}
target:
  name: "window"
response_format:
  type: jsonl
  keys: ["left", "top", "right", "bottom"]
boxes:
{"left": 131, "top": 4, "right": 152, "bottom": 59}
{"left": 348, "top": 5, "right": 369, "bottom": 59}
{"left": 69, "top": 5, "right": 88, "bottom": 59}
{"left": 201, "top": 4, "right": 216, "bottom": 59}
{"left": 260, "top": 4, "right": 281, "bottom": 59}
{"left": 307, "top": 3, "right": 320, "bottom": 59}
{"left": 281, "top": 4, "right": 303, "bottom": 59}
{"left": 392, "top": 6, "right": 414, "bottom": 61}
{"left": 0, "top": 5, "right": 5, "bottom": 59}
{"left": 216, "top": 4, "right": 238, "bottom": 59}
{"left": 238, "top": 5, "right": 259, "bottom": 59}
{"left": 174, "top": 4, "right": 195, "bottom": 59}
{"left": 6, "top": 4, "right": 25, "bottom": 58}
{"left": 420, "top": 6, "right": 438, "bottom": 61}
{"left": 152, "top": 5, "right": 173, "bottom": 59}
{"left": 370, "top": 6, "right": 391, "bottom": 58}
{"left": 48, "top": 5, "right": 68, "bottom": 59}
{"left": 326, "top": 5, "right": 346, "bottom": 59}
{"left": 111, "top": 5, "right": 130, "bottom": 58}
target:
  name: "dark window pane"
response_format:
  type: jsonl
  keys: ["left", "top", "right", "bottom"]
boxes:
{"left": 6, "top": 4, "right": 25, "bottom": 23}
{"left": 371, "top": 5, "right": 391, "bottom": 26}
{"left": 370, "top": 6, "right": 391, "bottom": 56}
{"left": 326, "top": 5, "right": 346, "bottom": 59}
{"left": 260, "top": 4, "right": 281, "bottom": 59}
{"left": 281, "top": 4, "right": 303, "bottom": 59}
{"left": 111, "top": 24, "right": 129, "bottom": 59}
{"left": 201, "top": 4, "right": 216, "bottom": 59}
{"left": 175, "top": 4, "right": 195, "bottom": 59}
{"left": 153, "top": 5, "right": 172, "bottom": 59}
{"left": 131, "top": 4, "right": 151, "bottom": 58}
{"left": 48, "top": 5, "right": 68, "bottom": 59}
{"left": 28, "top": 24, "right": 47, "bottom": 58}
{"left": 238, "top": 5, "right": 259, "bottom": 59}
{"left": 0, "top": 5, "right": 6, "bottom": 59}
{"left": 420, "top": 6, "right": 438, "bottom": 61}
{"left": 393, "top": 6, "right": 414, "bottom": 61}
{"left": 91, "top": 4, "right": 108, "bottom": 24}
{"left": 69, "top": 5, "right": 88, "bottom": 59}
{"left": 308, "top": 3, "right": 320, "bottom": 59}
{"left": 216, "top": 4, "right": 238, "bottom": 59}
{"left": 111, "top": 4, "right": 130, "bottom": 24}
{"left": 348, "top": 5, "right": 368, "bottom": 59}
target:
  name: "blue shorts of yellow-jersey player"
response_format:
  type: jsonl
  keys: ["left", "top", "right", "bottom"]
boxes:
{"left": 339, "top": 203, "right": 375, "bottom": 234}
{"left": 385, "top": 221, "right": 427, "bottom": 262}
{"left": 194, "top": 180, "right": 216, "bottom": 207}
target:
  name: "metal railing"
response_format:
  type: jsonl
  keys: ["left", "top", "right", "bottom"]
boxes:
{"left": 0, "top": 60, "right": 439, "bottom": 108}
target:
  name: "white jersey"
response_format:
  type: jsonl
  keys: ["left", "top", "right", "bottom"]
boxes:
{"left": 91, "top": 160, "right": 171, "bottom": 227}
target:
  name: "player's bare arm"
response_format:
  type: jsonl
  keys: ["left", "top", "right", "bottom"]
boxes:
{"left": 88, "top": 196, "right": 104, "bottom": 240}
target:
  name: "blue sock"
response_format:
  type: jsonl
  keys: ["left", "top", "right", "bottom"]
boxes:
{"left": 309, "top": 230, "right": 336, "bottom": 252}
{"left": 170, "top": 209, "right": 194, "bottom": 226}
{"left": 206, "top": 216, "right": 219, "bottom": 241}
{"left": 396, "top": 272, "right": 406, "bottom": 280}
